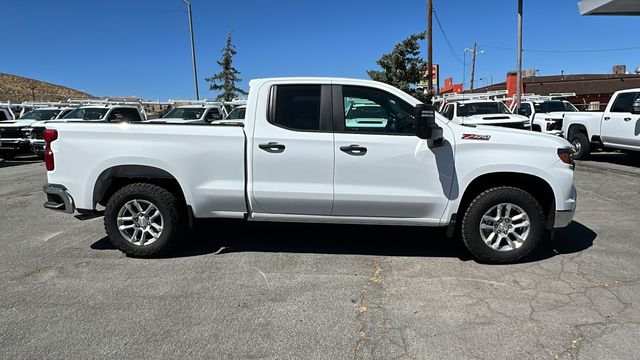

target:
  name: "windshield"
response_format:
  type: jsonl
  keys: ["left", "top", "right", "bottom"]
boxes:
{"left": 534, "top": 100, "right": 576, "bottom": 113}
{"left": 163, "top": 108, "right": 205, "bottom": 120}
{"left": 226, "top": 107, "right": 246, "bottom": 120}
{"left": 457, "top": 102, "right": 511, "bottom": 117}
{"left": 64, "top": 107, "right": 109, "bottom": 120}
{"left": 19, "top": 109, "right": 61, "bottom": 120}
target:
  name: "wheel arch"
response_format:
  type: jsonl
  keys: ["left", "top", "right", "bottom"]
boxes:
{"left": 455, "top": 172, "right": 556, "bottom": 229}
{"left": 93, "top": 165, "right": 189, "bottom": 209}
{"left": 567, "top": 123, "right": 588, "bottom": 138}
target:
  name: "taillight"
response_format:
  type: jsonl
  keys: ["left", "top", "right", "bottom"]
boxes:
{"left": 44, "top": 129, "right": 58, "bottom": 171}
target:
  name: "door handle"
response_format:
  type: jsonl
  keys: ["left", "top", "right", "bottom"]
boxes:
{"left": 624, "top": 117, "right": 632, "bottom": 122}
{"left": 340, "top": 144, "right": 367, "bottom": 156}
{"left": 604, "top": 117, "right": 610, "bottom": 121}
{"left": 258, "top": 142, "right": 285, "bottom": 153}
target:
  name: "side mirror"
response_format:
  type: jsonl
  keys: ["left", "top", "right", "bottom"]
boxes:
{"left": 415, "top": 103, "right": 444, "bottom": 143}
{"left": 632, "top": 99, "right": 640, "bottom": 115}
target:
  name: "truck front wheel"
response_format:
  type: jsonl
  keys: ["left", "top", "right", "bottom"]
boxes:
{"left": 460, "top": 187, "right": 545, "bottom": 264}
{"left": 104, "top": 183, "right": 185, "bottom": 257}
{"left": 569, "top": 132, "right": 590, "bottom": 160}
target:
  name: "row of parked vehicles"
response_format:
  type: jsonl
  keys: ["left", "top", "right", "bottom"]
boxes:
{"left": 0, "top": 99, "right": 247, "bottom": 159}
{"left": 434, "top": 88, "right": 640, "bottom": 159}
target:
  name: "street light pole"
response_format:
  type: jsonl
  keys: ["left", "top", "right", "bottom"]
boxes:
{"left": 515, "top": 0, "right": 523, "bottom": 113}
{"left": 183, "top": 0, "right": 200, "bottom": 100}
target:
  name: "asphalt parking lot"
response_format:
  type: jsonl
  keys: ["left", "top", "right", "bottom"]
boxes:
{"left": 1, "top": 153, "right": 639, "bottom": 359}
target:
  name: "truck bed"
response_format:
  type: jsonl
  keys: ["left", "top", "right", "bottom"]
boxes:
{"left": 46, "top": 122, "right": 247, "bottom": 216}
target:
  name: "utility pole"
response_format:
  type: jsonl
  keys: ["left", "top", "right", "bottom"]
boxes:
{"left": 516, "top": 0, "right": 523, "bottom": 113}
{"left": 427, "top": 0, "right": 433, "bottom": 100}
{"left": 470, "top": 42, "right": 477, "bottom": 91}
{"left": 182, "top": 0, "right": 200, "bottom": 100}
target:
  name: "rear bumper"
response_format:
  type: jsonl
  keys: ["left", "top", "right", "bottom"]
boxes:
{"left": 43, "top": 184, "right": 75, "bottom": 214}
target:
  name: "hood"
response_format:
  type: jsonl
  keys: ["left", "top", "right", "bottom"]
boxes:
{"left": 460, "top": 114, "right": 529, "bottom": 125}
{"left": 0, "top": 119, "right": 39, "bottom": 128}
{"left": 446, "top": 120, "right": 570, "bottom": 149}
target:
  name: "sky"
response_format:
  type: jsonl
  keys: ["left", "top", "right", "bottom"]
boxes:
{"left": 1, "top": 0, "right": 638, "bottom": 100}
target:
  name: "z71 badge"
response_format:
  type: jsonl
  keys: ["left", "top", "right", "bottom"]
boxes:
{"left": 462, "top": 134, "right": 491, "bottom": 141}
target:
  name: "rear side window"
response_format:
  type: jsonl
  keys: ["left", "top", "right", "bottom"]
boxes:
{"left": 610, "top": 92, "right": 639, "bottom": 113}
{"left": 271, "top": 85, "right": 321, "bottom": 131}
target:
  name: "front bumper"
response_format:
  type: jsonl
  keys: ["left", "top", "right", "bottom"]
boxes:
{"left": 30, "top": 139, "right": 45, "bottom": 155}
{"left": 553, "top": 185, "right": 577, "bottom": 228}
{"left": 0, "top": 138, "right": 30, "bottom": 151}
{"left": 43, "top": 184, "right": 75, "bottom": 214}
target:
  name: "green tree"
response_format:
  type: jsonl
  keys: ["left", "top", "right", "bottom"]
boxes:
{"left": 367, "top": 32, "right": 429, "bottom": 101}
{"left": 206, "top": 31, "right": 247, "bottom": 101}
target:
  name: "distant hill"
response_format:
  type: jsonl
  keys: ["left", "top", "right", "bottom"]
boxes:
{"left": 0, "top": 73, "right": 93, "bottom": 103}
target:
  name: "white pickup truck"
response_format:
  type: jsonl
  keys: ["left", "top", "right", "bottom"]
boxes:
{"left": 563, "top": 88, "right": 640, "bottom": 159}
{"left": 42, "top": 78, "right": 577, "bottom": 263}
{"left": 440, "top": 100, "right": 530, "bottom": 129}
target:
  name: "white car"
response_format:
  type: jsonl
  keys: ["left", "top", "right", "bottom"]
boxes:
{"left": 563, "top": 88, "right": 640, "bottom": 159}
{"left": 42, "top": 77, "right": 576, "bottom": 264}
{"left": 145, "top": 105, "right": 224, "bottom": 124}
{"left": 514, "top": 99, "right": 579, "bottom": 135}
{"left": 440, "top": 100, "right": 530, "bottom": 129}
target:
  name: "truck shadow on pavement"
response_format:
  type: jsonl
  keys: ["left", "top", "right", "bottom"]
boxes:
{"left": 91, "top": 220, "right": 596, "bottom": 263}
{"left": 584, "top": 152, "right": 640, "bottom": 168}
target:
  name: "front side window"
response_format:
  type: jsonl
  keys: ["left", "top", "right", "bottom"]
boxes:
{"left": 518, "top": 103, "right": 532, "bottom": 117}
{"left": 272, "top": 85, "right": 321, "bottom": 131}
{"left": 610, "top": 92, "right": 639, "bottom": 113}
{"left": 341, "top": 86, "right": 415, "bottom": 134}
{"left": 226, "top": 106, "right": 246, "bottom": 120}
{"left": 108, "top": 108, "right": 142, "bottom": 122}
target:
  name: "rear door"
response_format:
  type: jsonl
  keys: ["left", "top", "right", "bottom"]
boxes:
{"left": 602, "top": 91, "right": 640, "bottom": 147}
{"left": 332, "top": 85, "right": 453, "bottom": 220}
{"left": 251, "top": 83, "right": 335, "bottom": 215}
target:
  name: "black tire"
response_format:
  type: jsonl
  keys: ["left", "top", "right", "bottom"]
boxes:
{"left": 460, "top": 186, "right": 545, "bottom": 264}
{"left": 1, "top": 151, "right": 16, "bottom": 160}
{"left": 104, "top": 183, "right": 185, "bottom": 257}
{"left": 569, "top": 132, "right": 590, "bottom": 160}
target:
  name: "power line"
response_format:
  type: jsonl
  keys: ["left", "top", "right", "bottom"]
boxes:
{"left": 432, "top": 5, "right": 464, "bottom": 65}
{"left": 480, "top": 44, "right": 640, "bottom": 53}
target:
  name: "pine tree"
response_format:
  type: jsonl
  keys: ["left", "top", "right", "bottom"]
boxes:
{"left": 367, "top": 32, "right": 428, "bottom": 101}
{"left": 206, "top": 31, "right": 247, "bottom": 101}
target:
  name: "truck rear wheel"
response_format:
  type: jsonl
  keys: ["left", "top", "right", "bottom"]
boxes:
{"left": 104, "top": 183, "right": 184, "bottom": 257}
{"left": 460, "top": 186, "right": 544, "bottom": 264}
{"left": 569, "top": 132, "right": 590, "bottom": 160}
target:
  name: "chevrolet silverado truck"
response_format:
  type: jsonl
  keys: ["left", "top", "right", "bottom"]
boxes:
{"left": 563, "top": 88, "right": 640, "bottom": 159}
{"left": 0, "top": 107, "right": 64, "bottom": 159}
{"left": 42, "top": 78, "right": 577, "bottom": 263}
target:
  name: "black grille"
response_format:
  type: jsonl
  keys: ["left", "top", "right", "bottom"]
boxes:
{"left": 547, "top": 119, "right": 563, "bottom": 131}
{"left": 32, "top": 127, "right": 45, "bottom": 140}
{"left": 0, "top": 128, "right": 23, "bottom": 139}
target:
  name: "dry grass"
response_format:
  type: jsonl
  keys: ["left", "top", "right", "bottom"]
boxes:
{"left": 0, "top": 73, "right": 92, "bottom": 103}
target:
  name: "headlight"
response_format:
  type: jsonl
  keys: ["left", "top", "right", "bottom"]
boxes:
{"left": 557, "top": 148, "right": 574, "bottom": 168}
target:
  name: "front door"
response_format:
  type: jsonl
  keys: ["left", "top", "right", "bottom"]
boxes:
{"left": 332, "top": 85, "right": 454, "bottom": 220}
{"left": 602, "top": 91, "right": 640, "bottom": 147}
{"left": 251, "top": 84, "right": 335, "bottom": 215}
